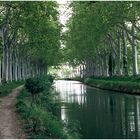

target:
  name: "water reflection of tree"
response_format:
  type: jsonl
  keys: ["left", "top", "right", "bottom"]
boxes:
{"left": 123, "top": 97, "right": 140, "bottom": 139}
{"left": 73, "top": 87, "right": 140, "bottom": 139}
{"left": 55, "top": 81, "right": 140, "bottom": 139}
{"left": 134, "top": 97, "right": 139, "bottom": 138}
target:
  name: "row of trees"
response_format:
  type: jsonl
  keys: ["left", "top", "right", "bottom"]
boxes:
{"left": 64, "top": 2, "right": 140, "bottom": 77}
{"left": 0, "top": 1, "right": 61, "bottom": 83}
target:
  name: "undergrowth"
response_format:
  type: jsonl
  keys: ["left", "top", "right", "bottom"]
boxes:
{"left": 0, "top": 80, "right": 24, "bottom": 97}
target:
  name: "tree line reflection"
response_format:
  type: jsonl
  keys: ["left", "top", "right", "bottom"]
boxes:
{"left": 55, "top": 80, "right": 140, "bottom": 139}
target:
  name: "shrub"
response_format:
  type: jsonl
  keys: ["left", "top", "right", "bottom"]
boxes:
{"left": 25, "top": 77, "right": 45, "bottom": 94}
{"left": 25, "top": 75, "right": 54, "bottom": 94}
{"left": 25, "top": 76, "right": 52, "bottom": 103}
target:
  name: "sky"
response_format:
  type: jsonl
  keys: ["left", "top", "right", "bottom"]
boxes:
{"left": 57, "top": 0, "right": 72, "bottom": 27}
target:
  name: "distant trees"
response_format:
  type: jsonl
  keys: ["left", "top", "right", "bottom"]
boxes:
{"left": 64, "top": 2, "right": 140, "bottom": 77}
{"left": 0, "top": 1, "right": 61, "bottom": 83}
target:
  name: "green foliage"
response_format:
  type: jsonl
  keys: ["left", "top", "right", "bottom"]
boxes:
{"left": 63, "top": 119, "right": 82, "bottom": 139}
{"left": 25, "top": 77, "right": 46, "bottom": 95}
{"left": 26, "top": 105, "right": 64, "bottom": 139}
{"left": 25, "top": 75, "right": 55, "bottom": 94}
{"left": 24, "top": 75, "right": 54, "bottom": 104}
{"left": 63, "top": 1, "right": 140, "bottom": 76}
{"left": 16, "top": 88, "right": 65, "bottom": 139}
{"left": 88, "top": 75, "right": 140, "bottom": 82}
{"left": 0, "top": 1, "right": 62, "bottom": 79}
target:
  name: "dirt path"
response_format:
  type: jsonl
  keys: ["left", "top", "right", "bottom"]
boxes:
{"left": 0, "top": 85, "right": 25, "bottom": 139}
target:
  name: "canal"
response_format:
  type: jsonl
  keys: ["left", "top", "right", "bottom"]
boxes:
{"left": 54, "top": 80, "right": 140, "bottom": 139}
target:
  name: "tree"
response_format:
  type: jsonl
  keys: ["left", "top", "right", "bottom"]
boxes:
{"left": 0, "top": 1, "right": 62, "bottom": 83}
{"left": 64, "top": 1, "right": 140, "bottom": 77}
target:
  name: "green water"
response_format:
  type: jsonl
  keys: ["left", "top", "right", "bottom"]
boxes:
{"left": 54, "top": 80, "right": 140, "bottom": 139}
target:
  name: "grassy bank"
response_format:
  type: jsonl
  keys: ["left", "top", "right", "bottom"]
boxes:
{"left": 68, "top": 76, "right": 140, "bottom": 95}
{"left": 16, "top": 76, "right": 81, "bottom": 139}
{"left": 0, "top": 80, "right": 24, "bottom": 98}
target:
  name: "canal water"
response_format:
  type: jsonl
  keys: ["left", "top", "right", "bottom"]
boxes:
{"left": 54, "top": 80, "right": 140, "bottom": 139}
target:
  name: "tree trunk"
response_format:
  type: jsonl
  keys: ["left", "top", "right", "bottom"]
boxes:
{"left": 18, "top": 57, "right": 21, "bottom": 80}
{"left": 2, "top": 46, "right": 8, "bottom": 83}
{"left": 14, "top": 48, "right": 18, "bottom": 81}
{"left": 8, "top": 47, "right": 12, "bottom": 81}
{"left": 117, "top": 30, "right": 122, "bottom": 75}
{"left": 1, "top": 6, "right": 10, "bottom": 83}
{"left": 132, "top": 23, "right": 138, "bottom": 76}
{"left": 0, "top": 58, "right": 2, "bottom": 84}
{"left": 122, "top": 30, "right": 128, "bottom": 76}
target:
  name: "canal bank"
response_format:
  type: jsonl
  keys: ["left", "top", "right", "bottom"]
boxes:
{"left": 71, "top": 76, "right": 140, "bottom": 95}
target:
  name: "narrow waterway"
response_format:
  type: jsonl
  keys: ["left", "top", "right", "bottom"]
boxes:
{"left": 54, "top": 80, "right": 140, "bottom": 139}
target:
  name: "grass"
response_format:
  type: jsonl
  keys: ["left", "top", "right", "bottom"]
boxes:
{"left": 88, "top": 75, "right": 140, "bottom": 82}
{"left": 0, "top": 80, "right": 24, "bottom": 98}
{"left": 83, "top": 76, "right": 140, "bottom": 94}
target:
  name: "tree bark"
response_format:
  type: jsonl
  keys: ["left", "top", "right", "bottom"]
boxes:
{"left": 0, "top": 58, "right": 2, "bottom": 84}
{"left": 132, "top": 23, "right": 138, "bottom": 76}
{"left": 117, "top": 30, "right": 122, "bottom": 76}
{"left": 8, "top": 47, "right": 12, "bottom": 81}
{"left": 122, "top": 30, "right": 128, "bottom": 76}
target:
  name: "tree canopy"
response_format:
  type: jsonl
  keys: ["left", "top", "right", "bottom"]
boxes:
{"left": 64, "top": 1, "right": 140, "bottom": 77}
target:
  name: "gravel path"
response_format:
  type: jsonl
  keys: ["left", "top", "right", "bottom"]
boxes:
{"left": 0, "top": 85, "right": 26, "bottom": 139}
